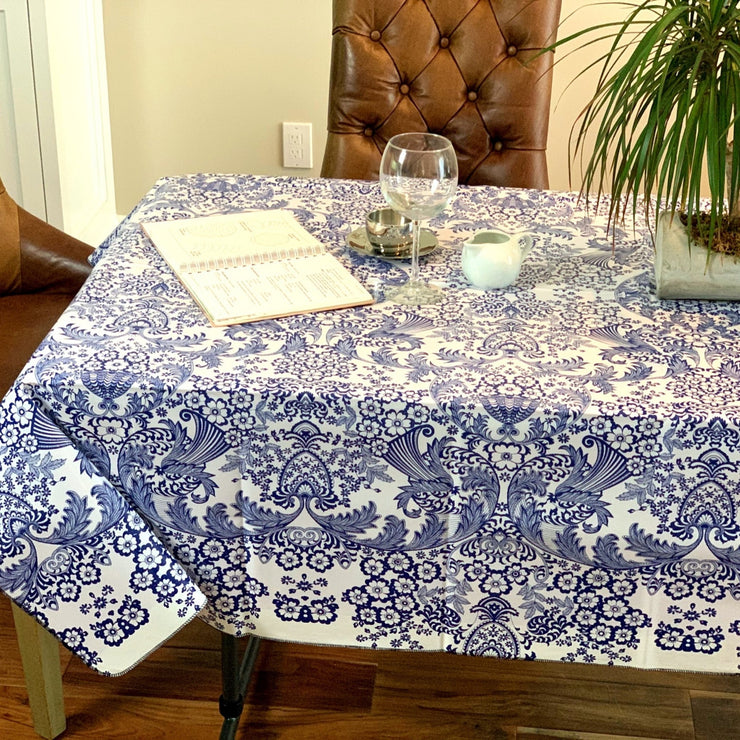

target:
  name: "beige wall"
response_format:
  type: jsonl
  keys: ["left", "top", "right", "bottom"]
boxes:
{"left": 103, "top": 0, "right": 624, "bottom": 214}
{"left": 548, "top": 1, "right": 626, "bottom": 194}
{"left": 102, "top": 0, "right": 332, "bottom": 212}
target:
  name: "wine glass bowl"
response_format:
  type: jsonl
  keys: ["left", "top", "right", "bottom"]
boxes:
{"left": 379, "top": 132, "right": 458, "bottom": 304}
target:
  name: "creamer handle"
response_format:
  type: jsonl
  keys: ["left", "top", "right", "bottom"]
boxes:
{"left": 518, "top": 233, "right": 533, "bottom": 258}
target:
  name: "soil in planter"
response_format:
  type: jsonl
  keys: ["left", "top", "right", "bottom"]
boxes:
{"left": 681, "top": 212, "right": 740, "bottom": 257}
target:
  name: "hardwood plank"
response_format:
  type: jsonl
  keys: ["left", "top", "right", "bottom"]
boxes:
{"left": 237, "top": 642, "right": 695, "bottom": 740}
{"left": 365, "top": 651, "right": 694, "bottom": 740}
{"left": 249, "top": 639, "right": 740, "bottom": 696}
{"left": 690, "top": 690, "right": 740, "bottom": 740}
{"left": 60, "top": 695, "right": 223, "bottom": 739}
{"left": 369, "top": 680, "right": 693, "bottom": 740}
{"left": 0, "top": 685, "right": 57, "bottom": 740}
{"left": 516, "top": 732, "right": 672, "bottom": 740}
{"left": 62, "top": 647, "right": 222, "bottom": 702}
{"left": 249, "top": 644, "right": 376, "bottom": 712}
{"left": 241, "top": 708, "right": 512, "bottom": 739}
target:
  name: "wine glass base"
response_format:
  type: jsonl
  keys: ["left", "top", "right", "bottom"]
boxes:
{"left": 386, "top": 279, "right": 443, "bottom": 305}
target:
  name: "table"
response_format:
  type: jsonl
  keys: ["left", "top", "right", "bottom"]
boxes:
{"left": 2, "top": 174, "right": 740, "bottom": 682}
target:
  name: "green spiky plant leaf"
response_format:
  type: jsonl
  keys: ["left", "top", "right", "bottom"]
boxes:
{"left": 547, "top": 0, "right": 740, "bottom": 250}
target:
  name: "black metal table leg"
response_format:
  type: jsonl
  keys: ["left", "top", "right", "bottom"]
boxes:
{"left": 218, "top": 634, "right": 261, "bottom": 740}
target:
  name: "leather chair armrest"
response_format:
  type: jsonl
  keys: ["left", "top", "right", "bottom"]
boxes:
{"left": 18, "top": 207, "right": 93, "bottom": 295}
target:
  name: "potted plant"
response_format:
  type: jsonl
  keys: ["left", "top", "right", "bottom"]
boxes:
{"left": 549, "top": 0, "right": 740, "bottom": 299}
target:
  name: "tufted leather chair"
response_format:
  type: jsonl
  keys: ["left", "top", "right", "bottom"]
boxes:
{"left": 0, "top": 177, "right": 93, "bottom": 399}
{"left": 321, "top": 0, "right": 562, "bottom": 188}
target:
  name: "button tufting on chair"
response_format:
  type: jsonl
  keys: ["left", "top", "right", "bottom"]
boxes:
{"left": 320, "top": 0, "right": 562, "bottom": 188}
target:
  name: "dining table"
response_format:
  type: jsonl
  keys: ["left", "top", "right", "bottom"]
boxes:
{"left": 2, "top": 172, "right": 740, "bottom": 694}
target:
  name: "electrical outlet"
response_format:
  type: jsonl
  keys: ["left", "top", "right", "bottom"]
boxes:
{"left": 282, "top": 122, "right": 313, "bottom": 168}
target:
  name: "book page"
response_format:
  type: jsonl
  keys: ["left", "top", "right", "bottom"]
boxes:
{"left": 179, "top": 252, "right": 374, "bottom": 326}
{"left": 142, "top": 211, "right": 323, "bottom": 272}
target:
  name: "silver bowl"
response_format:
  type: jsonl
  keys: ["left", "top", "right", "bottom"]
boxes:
{"left": 365, "top": 208, "right": 413, "bottom": 256}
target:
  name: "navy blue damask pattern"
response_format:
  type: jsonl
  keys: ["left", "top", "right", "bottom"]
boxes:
{"left": 1, "top": 174, "right": 739, "bottom": 675}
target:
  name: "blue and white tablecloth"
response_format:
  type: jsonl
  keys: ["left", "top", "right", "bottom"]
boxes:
{"left": 2, "top": 174, "right": 740, "bottom": 675}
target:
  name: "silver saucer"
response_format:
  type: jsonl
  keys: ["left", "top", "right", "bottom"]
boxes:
{"left": 346, "top": 226, "right": 438, "bottom": 260}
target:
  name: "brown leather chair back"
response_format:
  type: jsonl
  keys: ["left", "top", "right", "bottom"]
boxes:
{"left": 321, "top": 0, "right": 561, "bottom": 188}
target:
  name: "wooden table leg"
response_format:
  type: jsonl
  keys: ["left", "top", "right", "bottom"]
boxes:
{"left": 11, "top": 604, "right": 66, "bottom": 739}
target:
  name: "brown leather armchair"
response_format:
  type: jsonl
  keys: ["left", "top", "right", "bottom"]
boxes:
{"left": 0, "top": 177, "right": 93, "bottom": 398}
{"left": 321, "top": 0, "right": 562, "bottom": 188}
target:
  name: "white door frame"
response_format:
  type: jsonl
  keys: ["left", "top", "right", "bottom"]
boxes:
{"left": 1, "top": 0, "right": 116, "bottom": 243}
{"left": 0, "top": 0, "right": 47, "bottom": 217}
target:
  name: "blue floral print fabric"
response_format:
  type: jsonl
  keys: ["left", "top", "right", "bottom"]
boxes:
{"left": 1, "top": 174, "right": 739, "bottom": 675}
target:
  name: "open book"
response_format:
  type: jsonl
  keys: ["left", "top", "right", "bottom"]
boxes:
{"left": 142, "top": 210, "right": 374, "bottom": 326}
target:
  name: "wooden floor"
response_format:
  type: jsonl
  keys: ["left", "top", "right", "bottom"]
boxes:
{"left": 2, "top": 595, "right": 740, "bottom": 739}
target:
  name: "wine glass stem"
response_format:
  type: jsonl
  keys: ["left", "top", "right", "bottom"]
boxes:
{"left": 410, "top": 220, "right": 421, "bottom": 284}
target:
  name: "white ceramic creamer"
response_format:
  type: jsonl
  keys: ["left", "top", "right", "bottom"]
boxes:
{"left": 461, "top": 229, "right": 533, "bottom": 289}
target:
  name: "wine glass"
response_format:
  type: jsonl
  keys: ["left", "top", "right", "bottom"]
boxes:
{"left": 379, "top": 132, "right": 458, "bottom": 304}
